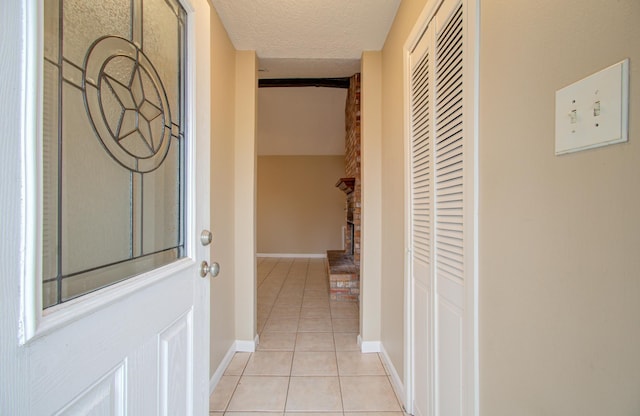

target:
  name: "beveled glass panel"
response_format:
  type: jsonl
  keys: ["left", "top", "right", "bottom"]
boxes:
{"left": 132, "top": 173, "right": 142, "bottom": 257}
{"left": 143, "top": 136, "right": 180, "bottom": 254}
{"left": 143, "top": 0, "right": 179, "bottom": 124}
{"left": 100, "top": 55, "right": 137, "bottom": 86}
{"left": 43, "top": 280, "right": 57, "bottom": 309}
{"left": 44, "top": 0, "right": 60, "bottom": 61}
{"left": 62, "top": 60, "right": 83, "bottom": 88}
{"left": 43, "top": 0, "right": 186, "bottom": 308}
{"left": 61, "top": 82, "right": 131, "bottom": 275}
{"left": 61, "top": 249, "right": 179, "bottom": 302}
{"left": 42, "top": 61, "right": 59, "bottom": 282}
{"left": 62, "top": 0, "right": 131, "bottom": 67}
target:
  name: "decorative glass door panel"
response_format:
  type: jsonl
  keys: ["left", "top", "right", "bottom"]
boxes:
{"left": 42, "top": 0, "right": 187, "bottom": 308}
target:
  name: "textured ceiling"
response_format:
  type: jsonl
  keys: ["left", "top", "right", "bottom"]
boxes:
{"left": 211, "top": 0, "right": 401, "bottom": 78}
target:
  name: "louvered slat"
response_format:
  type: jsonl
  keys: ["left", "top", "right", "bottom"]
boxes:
{"left": 410, "top": 46, "right": 432, "bottom": 265}
{"left": 435, "top": 3, "right": 464, "bottom": 283}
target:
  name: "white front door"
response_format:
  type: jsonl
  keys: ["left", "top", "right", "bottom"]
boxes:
{"left": 0, "top": 0, "right": 211, "bottom": 414}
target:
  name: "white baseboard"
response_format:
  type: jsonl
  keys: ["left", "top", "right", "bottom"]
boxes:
{"left": 380, "top": 343, "right": 407, "bottom": 411}
{"left": 257, "top": 253, "right": 326, "bottom": 258}
{"left": 209, "top": 335, "right": 260, "bottom": 394}
{"left": 209, "top": 342, "right": 237, "bottom": 394}
{"left": 358, "top": 335, "right": 382, "bottom": 353}
{"left": 235, "top": 334, "right": 259, "bottom": 352}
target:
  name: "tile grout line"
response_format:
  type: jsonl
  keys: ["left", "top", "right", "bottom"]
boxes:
{"left": 325, "top": 256, "right": 347, "bottom": 414}
{"left": 259, "top": 258, "right": 296, "bottom": 337}
{"left": 256, "top": 256, "right": 278, "bottom": 289}
{"left": 283, "top": 257, "right": 307, "bottom": 413}
{"left": 255, "top": 257, "right": 282, "bottom": 335}
{"left": 221, "top": 350, "right": 252, "bottom": 414}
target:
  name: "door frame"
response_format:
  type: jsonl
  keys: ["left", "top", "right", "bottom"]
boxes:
{"left": 402, "top": 0, "right": 479, "bottom": 414}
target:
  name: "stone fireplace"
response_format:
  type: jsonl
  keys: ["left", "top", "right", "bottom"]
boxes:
{"left": 336, "top": 176, "right": 356, "bottom": 256}
{"left": 327, "top": 74, "right": 361, "bottom": 302}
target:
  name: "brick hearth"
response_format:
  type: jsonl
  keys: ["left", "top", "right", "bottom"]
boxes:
{"left": 326, "top": 250, "right": 359, "bottom": 302}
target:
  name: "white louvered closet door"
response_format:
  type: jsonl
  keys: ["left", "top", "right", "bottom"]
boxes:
{"left": 409, "top": 21, "right": 435, "bottom": 416}
{"left": 409, "top": 0, "right": 470, "bottom": 414}
{"left": 434, "top": 2, "right": 466, "bottom": 415}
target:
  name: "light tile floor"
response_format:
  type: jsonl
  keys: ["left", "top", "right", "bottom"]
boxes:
{"left": 209, "top": 257, "right": 405, "bottom": 415}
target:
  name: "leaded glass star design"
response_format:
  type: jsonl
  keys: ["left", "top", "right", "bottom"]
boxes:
{"left": 83, "top": 37, "right": 172, "bottom": 172}
{"left": 102, "top": 57, "right": 164, "bottom": 157}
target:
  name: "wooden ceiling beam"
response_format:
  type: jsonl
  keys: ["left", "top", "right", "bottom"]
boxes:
{"left": 258, "top": 77, "right": 350, "bottom": 89}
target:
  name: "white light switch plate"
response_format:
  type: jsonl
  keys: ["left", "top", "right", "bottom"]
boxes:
{"left": 555, "top": 59, "right": 629, "bottom": 155}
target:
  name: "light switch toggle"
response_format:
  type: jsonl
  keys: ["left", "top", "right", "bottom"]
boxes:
{"left": 593, "top": 100, "right": 601, "bottom": 117}
{"left": 569, "top": 109, "right": 577, "bottom": 124}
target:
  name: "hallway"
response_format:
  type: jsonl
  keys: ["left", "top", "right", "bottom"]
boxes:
{"left": 209, "top": 257, "right": 404, "bottom": 414}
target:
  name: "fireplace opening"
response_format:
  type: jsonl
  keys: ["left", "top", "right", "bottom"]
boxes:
{"left": 346, "top": 221, "right": 355, "bottom": 256}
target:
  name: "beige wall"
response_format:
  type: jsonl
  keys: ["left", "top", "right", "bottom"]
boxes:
{"left": 209, "top": 5, "right": 237, "bottom": 378}
{"left": 479, "top": 1, "right": 640, "bottom": 414}
{"left": 360, "top": 51, "right": 383, "bottom": 342}
{"left": 258, "top": 87, "right": 347, "bottom": 156}
{"left": 257, "top": 156, "right": 346, "bottom": 254}
{"left": 208, "top": 13, "right": 259, "bottom": 376}
{"left": 234, "top": 51, "right": 258, "bottom": 343}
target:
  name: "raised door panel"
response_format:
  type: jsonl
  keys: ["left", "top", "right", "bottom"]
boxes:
{"left": 413, "top": 273, "right": 432, "bottom": 416}
{"left": 54, "top": 364, "right": 126, "bottom": 416}
{"left": 436, "top": 293, "right": 463, "bottom": 416}
{"left": 159, "top": 310, "right": 193, "bottom": 416}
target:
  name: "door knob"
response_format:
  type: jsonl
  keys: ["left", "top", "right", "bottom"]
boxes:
{"left": 200, "top": 260, "right": 220, "bottom": 278}
{"left": 200, "top": 230, "right": 213, "bottom": 246}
